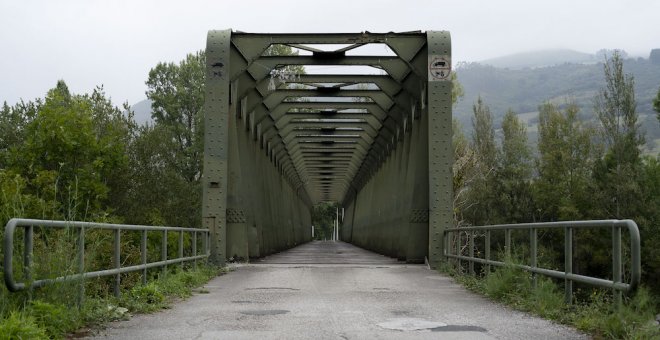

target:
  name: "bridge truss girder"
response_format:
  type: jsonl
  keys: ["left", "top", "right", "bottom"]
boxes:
{"left": 202, "top": 30, "right": 452, "bottom": 266}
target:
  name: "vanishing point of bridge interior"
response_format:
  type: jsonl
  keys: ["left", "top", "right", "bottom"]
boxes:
{"left": 202, "top": 30, "right": 452, "bottom": 266}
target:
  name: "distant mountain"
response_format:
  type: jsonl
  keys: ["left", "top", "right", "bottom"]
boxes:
{"left": 454, "top": 56, "right": 660, "bottom": 155}
{"left": 480, "top": 49, "right": 597, "bottom": 69}
{"left": 129, "top": 99, "right": 153, "bottom": 125}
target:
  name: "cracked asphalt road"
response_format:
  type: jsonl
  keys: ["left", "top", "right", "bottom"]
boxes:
{"left": 88, "top": 241, "right": 588, "bottom": 340}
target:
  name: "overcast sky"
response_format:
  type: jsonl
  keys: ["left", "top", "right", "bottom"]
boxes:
{"left": 1, "top": 0, "right": 659, "bottom": 107}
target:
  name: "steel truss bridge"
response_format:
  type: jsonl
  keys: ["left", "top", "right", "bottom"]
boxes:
{"left": 202, "top": 30, "right": 453, "bottom": 266}
{"left": 3, "top": 33, "right": 640, "bottom": 332}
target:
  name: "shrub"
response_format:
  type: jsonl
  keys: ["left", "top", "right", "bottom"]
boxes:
{"left": 28, "top": 300, "right": 81, "bottom": 339}
{"left": 121, "top": 283, "right": 165, "bottom": 313}
{"left": 0, "top": 311, "right": 48, "bottom": 340}
{"left": 483, "top": 263, "right": 531, "bottom": 301}
{"left": 445, "top": 263, "right": 660, "bottom": 339}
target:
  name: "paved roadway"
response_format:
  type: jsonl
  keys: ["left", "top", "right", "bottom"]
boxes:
{"left": 89, "top": 241, "right": 588, "bottom": 340}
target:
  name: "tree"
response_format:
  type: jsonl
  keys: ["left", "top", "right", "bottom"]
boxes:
{"left": 312, "top": 202, "right": 338, "bottom": 240}
{"left": 143, "top": 51, "right": 206, "bottom": 228}
{"left": 146, "top": 51, "right": 205, "bottom": 183}
{"left": 7, "top": 81, "right": 132, "bottom": 220}
{"left": 495, "top": 110, "right": 533, "bottom": 222}
{"left": 535, "top": 103, "right": 597, "bottom": 221}
{"left": 465, "top": 97, "right": 498, "bottom": 225}
{"left": 451, "top": 72, "right": 464, "bottom": 106}
{"left": 593, "top": 51, "right": 644, "bottom": 218}
{"left": 471, "top": 97, "right": 497, "bottom": 171}
{"left": 84, "top": 86, "right": 137, "bottom": 219}
{"left": 0, "top": 100, "right": 39, "bottom": 168}
{"left": 638, "top": 156, "right": 660, "bottom": 293}
{"left": 534, "top": 103, "right": 602, "bottom": 275}
{"left": 452, "top": 118, "right": 478, "bottom": 227}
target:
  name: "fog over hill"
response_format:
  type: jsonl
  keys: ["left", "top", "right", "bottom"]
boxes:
{"left": 454, "top": 49, "right": 660, "bottom": 155}
{"left": 480, "top": 49, "right": 598, "bottom": 69}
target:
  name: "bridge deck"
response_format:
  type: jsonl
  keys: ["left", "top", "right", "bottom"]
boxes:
{"left": 89, "top": 241, "right": 586, "bottom": 339}
{"left": 254, "top": 241, "right": 401, "bottom": 265}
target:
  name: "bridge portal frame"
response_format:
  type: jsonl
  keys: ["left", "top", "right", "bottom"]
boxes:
{"left": 202, "top": 30, "right": 452, "bottom": 267}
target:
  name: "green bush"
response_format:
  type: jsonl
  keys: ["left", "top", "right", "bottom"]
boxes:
{"left": 130, "top": 283, "right": 165, "bottom": 305}
{"left": 0, "top": 311, "right": 48, "bottom": 340}
{"left": 121, "top": 283, "right": 165, "bottom": 313}
{"left": 483, "top": 263, "right": 531, "bottom": 301}
{"left": 527, "top": 277, "right": 565, "bottom": 320}
{"left": 444, "top": 263, "right": 660, "bottom": 339}
{"left": 575, "top": 288, "right": 659, "bottom": 339}
{"left": 158, "top": 266, "right": 219, "bottom": 299}
{"left": 27, "top": 300, "right": 81, "bottom": 339}
{"left": 0, "top": 265, "right": 219, "bottom": 339}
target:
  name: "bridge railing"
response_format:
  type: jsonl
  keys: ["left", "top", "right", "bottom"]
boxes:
{"left": 3, "top": 218, "right": 210, "bottom": 298}
{"left": 443, "top": 220, "right": 641, "bottom": 303}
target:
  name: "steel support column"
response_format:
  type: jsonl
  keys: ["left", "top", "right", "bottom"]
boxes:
{"left": 203, "top": 30, "right": 232, "bottom": 265}
{"left": 427, "top": 31, "right": 453, "bottom": 268}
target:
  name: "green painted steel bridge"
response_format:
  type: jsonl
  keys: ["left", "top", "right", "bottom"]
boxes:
{"left": 3, "top": 33, "right": 641, "bottom": 329}
{"left": 201, "top": 30, "right": 453, "bottom": 266}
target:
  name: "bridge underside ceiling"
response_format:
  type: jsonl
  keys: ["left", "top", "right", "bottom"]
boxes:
{"left": 203, "top": 31, "right": 452, "bottom": 266}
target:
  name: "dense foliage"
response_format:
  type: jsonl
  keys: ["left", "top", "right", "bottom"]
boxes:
{"left": 454, "top": 51, "right": 660, "bottom": 295}
{"left": 0, "top": 52, "right": 212, "bottom": 336}
{"left": 312, "top": 202, "right": 339, "bottom": 240}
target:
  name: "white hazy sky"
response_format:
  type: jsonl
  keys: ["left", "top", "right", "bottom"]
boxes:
{"left": 1, "top": 0, "right": 659, "bottom": 106}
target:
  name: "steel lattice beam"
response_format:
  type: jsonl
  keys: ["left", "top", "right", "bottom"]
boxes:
{"left": 203, "top": 30, "right": 452, "bottom": 266}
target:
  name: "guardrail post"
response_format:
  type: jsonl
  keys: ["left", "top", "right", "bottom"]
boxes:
{"left": 612, "top": 225, "right": 622, "bottom": 306}
{"left": 24, "top": 225, "right": 33, "bottom": 294}
{"left": 179, "top": 231, "right": 184, "bottom": 270}
{"left": 141, "top": 230, "right": 147, "bottom": 285}
{"left": 203, "top": 231, "right": 209, "bottom": 260}
{"left": 564, "top": 226, "right": 573, "bottom": 304}
{"left": 505, "top": 228, "right": 512, "bottom": 260}
{"left": 485, "top": 230, "right": 491, "bottom": 274}
{"left": 162, "top": 230, "right": 168, "bottom": 277}
{"left": 456, "top": 231, "right": 461, "bottom": 273}
{"left": 192, "top": 232, "right": 198, "bottom": 269}
{"left": 113, "top": 229, "right": 121, "bottom": 298}
{"left": 530, "top": 228, "right": 537, "bottom": 288}
{"left": 77, "top": 227, "right": 85, "bottom": 307}
{"left": 469, "top": 231, "right": 475, "bottom": 275}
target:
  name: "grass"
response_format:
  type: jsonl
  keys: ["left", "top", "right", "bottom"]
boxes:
{"left": 443, "top": 261, "right": 659, "bottom": 339}
{"left": 0, "top": 174, "right": 227, "bottom": 339}
{"left": 0, "top": 265, "right": 224, "bottom": 339}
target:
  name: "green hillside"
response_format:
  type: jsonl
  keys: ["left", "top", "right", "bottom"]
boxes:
{"left": 454, "top": 57, "right": 660, "bottom": 154}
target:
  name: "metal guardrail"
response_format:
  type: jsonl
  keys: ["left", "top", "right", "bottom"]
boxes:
{"left": 444, "top": 220, "right": 641, "bottom": 303}
{"left": 3, "top": 218, "right": 210, "bottom": 298}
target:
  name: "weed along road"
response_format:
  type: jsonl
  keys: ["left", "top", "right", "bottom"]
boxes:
{"left": 88, "top": 241, "right": 587, "bottom": 339}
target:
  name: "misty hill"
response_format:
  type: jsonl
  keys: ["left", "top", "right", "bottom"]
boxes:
{"left": 129, "top": 99, "right": 154, "bottom": 125}
{"left": 481, "top": 49, "right": 597, "bottom": 69}
{"left": 454, "top": 56, "right": 660, "bottom": 154}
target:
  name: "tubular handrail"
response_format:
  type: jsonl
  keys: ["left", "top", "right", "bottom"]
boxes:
{"left": 3, "top": 218, "right": 210, "bottom": 296}
{"left": 443, "top": 219, "right": 641, "bottom": 302}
